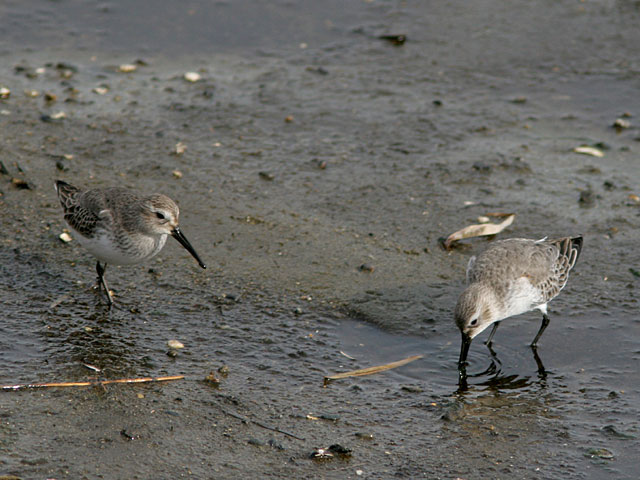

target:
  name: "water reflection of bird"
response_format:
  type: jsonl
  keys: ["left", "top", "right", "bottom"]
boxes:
{"left": 455, "top": 236, "right": 582, "bottom": 387}
{"left": 54, "top": 180, "right": 206, "bottom": 308}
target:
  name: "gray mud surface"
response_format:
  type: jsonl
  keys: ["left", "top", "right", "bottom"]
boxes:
{"left": 1, "top": 1, "right": 640, "bottom": 478}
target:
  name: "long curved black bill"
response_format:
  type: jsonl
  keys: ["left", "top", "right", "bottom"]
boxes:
{"left": 172, "top": 227, "right": 206, "bottom": 269}
{"left": 458, "top": 332, "right": 471, "bottom": 390}
{"left": 458, "top": 332, "right": 471, "bottom": 368}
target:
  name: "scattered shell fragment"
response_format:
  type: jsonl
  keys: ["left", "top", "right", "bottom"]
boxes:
{"left": 379, "top": 34, "right": 406, "bottom": 46}
{"left": 573, "top": 146, "right": 604, "bottom": 157}
{"left": 204, "top": 372, "right": 221, "bottom": 386}
{"left": 92, "top": 86, "right": 109, "bottom": 95}
{"left": 172, "top": 169, "right": 183, "bottom": 179}
{"left": 59, "top": 232, "right": 72, "bottom": 243}
{"left": 477, "top": 216, "right": 490, "bottom": 224}
{"left": 174, "top": 142, "right": 187, "bottom": 155}
{"left": 167, "top": 339, "right": 184, "bottom": 349}
{"left": 24, "top": 89, "right": 40, "bottom": 98}
{"left": 0, "top": 87, "right": 10, "bottom": 99}
{"left": 443, "top": 213, "right": 515, "bottom": 249}
{"left": 613, "top": 118, "right": 631, "bottom": 129}
{"left": 11, "top": 178, "right": 32, "bottom": 190}
{"left": 310, "top": 444, "right": 352, "bottom": 459}
{"left": 118, "top": 64, "right": 137, "bottom": 73}
{"left": 184, "top": 71, "right": 201, "bottom": 82}
{"left": 628, "top": 194, "right": 640, "bottom": 204}
{"left": 0, "top": 109, "right": 10, "bottom": 116}
{"left": 51, "top": 111, "right": 67, "bottom": 120}
{"left": 585, "top": 448, "right": 614, "bottom": 460}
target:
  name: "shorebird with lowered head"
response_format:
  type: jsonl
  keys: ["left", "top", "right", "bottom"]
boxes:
{"left": 455, "top": 236, "right": 582, "bottom": 385}
{"left": 54, "top": 180, "right": 206, "bottom": 307}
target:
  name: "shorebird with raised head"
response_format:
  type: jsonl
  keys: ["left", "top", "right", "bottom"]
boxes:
{"left": 54, "top": 180, "right": 206, "bottom": 307}
{"left": 455, "top": 236, "right": 582, "bottom": 383}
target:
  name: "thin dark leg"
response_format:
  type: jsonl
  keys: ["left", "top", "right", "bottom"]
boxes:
{"left": 96, "top": 261, "right": 113, "bottom": 308}
{"left": 485, "top": 321, "right": 500, "bottom": 346}
{"left": 531, "top": 313, "right": 550, "bottom": 347}
{"left": 531, "top": 345, "right": 547, "bottom": 377}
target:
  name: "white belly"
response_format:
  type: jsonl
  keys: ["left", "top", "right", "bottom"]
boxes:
{"left": 73, "top": 230, "right": 167, "bottom": 265}
{"left": 502, "top": 277, "right": 544, "bottom": 319}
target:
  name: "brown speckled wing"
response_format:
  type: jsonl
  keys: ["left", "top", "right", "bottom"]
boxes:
{"left": 467, "top": 237, "right": 581, "bottom": 302}
{"left": 55, "top": 181, "right": 110, "bottom": 238}
{"left": 536, "top": 236, "right": 582, "bottom": 302}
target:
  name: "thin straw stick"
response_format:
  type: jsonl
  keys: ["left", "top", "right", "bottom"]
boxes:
{"left": 324, "top": 354, "right": 423, "bottom": 386}
{"left": 1, "top": 375, "right": 185, "bottom": 391}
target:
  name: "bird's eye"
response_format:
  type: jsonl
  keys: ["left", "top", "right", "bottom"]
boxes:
{"left": 470, "top": 319, "right": 478, "bottom": 326}
{"left": 156, "top": 212, "right": 165, "bottom": 220}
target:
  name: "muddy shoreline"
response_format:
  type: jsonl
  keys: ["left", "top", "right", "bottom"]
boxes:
{"left": 2, "top": 1, "right": 640, "bottom": 479}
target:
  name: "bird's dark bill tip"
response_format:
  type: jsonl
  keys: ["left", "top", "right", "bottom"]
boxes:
{"left": 458, "top": 332, "right": 471, "bottom": 369}
{"left": 171, "top": 227, "right": 206, "bottom": 269}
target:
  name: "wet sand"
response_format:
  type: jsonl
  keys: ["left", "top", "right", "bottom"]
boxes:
{"left": 1, "top": 1, "right": 640, "bottom": 478}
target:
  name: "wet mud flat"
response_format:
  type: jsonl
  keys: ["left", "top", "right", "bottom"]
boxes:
{"left": 2, "top": 0, "right": 640, "bottom": 478}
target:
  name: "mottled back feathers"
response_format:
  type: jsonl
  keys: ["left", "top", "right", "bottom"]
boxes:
{"left": 466, "top": 236, "right": 582, "bottom": 305}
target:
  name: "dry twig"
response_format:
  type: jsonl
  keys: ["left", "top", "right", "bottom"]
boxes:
{"left": 1, "top": 375, "right": 185, "bottom": 391}
{"left": 324, "top": 354, "right": 423, "bottom": 386}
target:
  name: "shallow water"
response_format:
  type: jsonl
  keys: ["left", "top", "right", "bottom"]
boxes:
{"left": 2, "top": 0, "right": 640, "bottom": 478}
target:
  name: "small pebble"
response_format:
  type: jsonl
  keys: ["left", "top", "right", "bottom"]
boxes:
{"left": 613, "top": 118, "right": 631, "bottom": 129}
{"left": 184, "top": 72, "right": 201, "bottom": 82}
{"left": 167, "top": 339, "right": 184, "bottom": 349}
{"left": 284, "top": 115, "right": 294, "bottom": 123}
{"left": 379, "top": 34, "right": 406, "bottom": 46}
{"left": 0, "top": 87, "right": 10, "bottom": 99}
{"left": 11, "top": 178, "right": 32, "bottom": 190}
{"left": 118, "top": 64, "right": 137, "bottom": 73}
{"left": 358, "top": 263, "right": 375, "bottom": 273}
{"left": 92, "top": 86, "right": 109, "bottom": 95}
{"left": 204, "top": 372, "right": 221, "bottom": 386}
{"left": 586, "top": 447, "right": 614, "bottom": 460}
{"left": 59, "top": 232, "right": 72, "bottom": 243}
{"left": 174, "top": 142, "right": 187, "bottom": 155}
{"left": 44, "top": 92, "right": 57, "bottom": 103}
{"left": 172, "top": 170, "right": 183, "bottom": 179}
{"left": 312, "top": 158, "right": 327, "bottom": 169}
